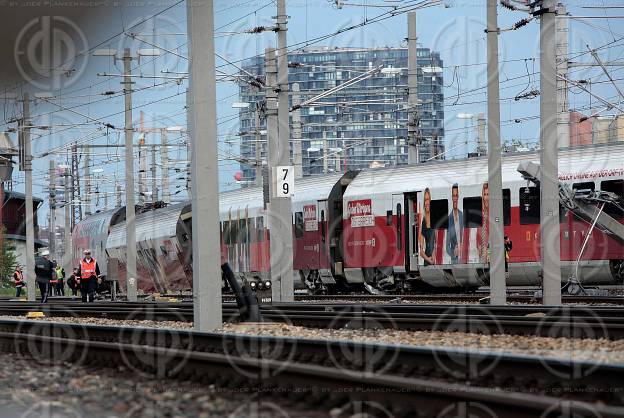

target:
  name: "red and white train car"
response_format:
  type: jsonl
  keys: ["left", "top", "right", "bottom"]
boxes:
{"left": 341, "top": 144, "right": 624, "bottom": 292}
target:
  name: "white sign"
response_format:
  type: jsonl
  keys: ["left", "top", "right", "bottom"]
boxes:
{"left": 274, "top": 166, "right": 294, "bottom": 197}
{"left": 351, "top": 215, "right": 375, "bottom": 228}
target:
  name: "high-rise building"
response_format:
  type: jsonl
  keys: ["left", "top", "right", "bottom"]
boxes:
{"left": 236, "top": 47, "right": 444, "bottom": 182}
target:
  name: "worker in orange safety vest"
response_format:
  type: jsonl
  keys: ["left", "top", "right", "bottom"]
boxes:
{"left": 76, "top": 249, "right": 101, "bottom": 302}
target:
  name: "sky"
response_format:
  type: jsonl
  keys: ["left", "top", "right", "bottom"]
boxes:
{"left": 0, "top": 0, "right": 622, "bottom": 229}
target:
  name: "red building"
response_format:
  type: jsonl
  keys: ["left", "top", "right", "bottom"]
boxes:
{"left": 2, "top": 189, "right": 45, "bottom": 268}
{"left": 569, "top": 111, "right": 593, "bottom": 146}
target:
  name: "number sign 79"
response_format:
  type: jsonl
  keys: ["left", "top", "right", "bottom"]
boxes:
{"left": 274, "top": 166, "right": 294, "bottom": 197}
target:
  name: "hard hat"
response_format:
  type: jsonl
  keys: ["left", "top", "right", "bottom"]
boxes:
{"left": 41, "top": 249, "right": 50, "bottom": 256}
{"left": 83, "top": 249, "right": 91, "bottom": 254}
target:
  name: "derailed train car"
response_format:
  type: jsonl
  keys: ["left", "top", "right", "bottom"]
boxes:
{"left": 106, "top": 203, "right": 193, "bottom": 293}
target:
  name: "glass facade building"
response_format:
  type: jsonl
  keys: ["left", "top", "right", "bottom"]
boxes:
{"left": 237, "top": 47, "right": 444, "bottom": 181}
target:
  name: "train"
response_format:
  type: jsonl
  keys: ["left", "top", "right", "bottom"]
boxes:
{"left": 72, "top": 144, "right": 624, "bottom": 295}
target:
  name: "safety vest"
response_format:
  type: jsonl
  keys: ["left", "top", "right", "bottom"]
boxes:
{"left": 80, "top": 258, "right": 97, "bottom": 279}
{"left": 14, "top": 271, "right": 23, "bottom": 286}
{"left": 55, "top": 266, "right": 64, "bottom": 280}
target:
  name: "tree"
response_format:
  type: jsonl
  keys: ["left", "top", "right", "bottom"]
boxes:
{"left": 0, "top": 229, "right": 17, "bottom": 287}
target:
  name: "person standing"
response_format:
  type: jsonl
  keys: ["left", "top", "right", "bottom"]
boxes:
{"left": 13, "top": 266, "right": 24, "bottom": 298}
{"left": 54, "top": 262, "right": 65, "bottom": 296}
{"left": 76, "top": 249, "right": 101, "bottom": 302}
{"left": 49, "top": 260, "right": 58, "bottom": 297}
{"left": 35, "top": 250, "right": 54, "bottom": 303}
{"left": 446, "top": 183, "right": 463, "bottom": 264}
{"left": 504, "top": 236, "right": 513, "bottom": 273}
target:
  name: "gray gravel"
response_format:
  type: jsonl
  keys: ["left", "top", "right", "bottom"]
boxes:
{"left": 0, "top": 352, "right": 329, "bottom": 418}
{"left": 1, "top": 315, "right": 623, "bottom": 365}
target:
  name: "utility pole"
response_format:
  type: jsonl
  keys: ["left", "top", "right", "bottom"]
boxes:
{"left": 477, "top": 113, "right": 486, "bottom": 156}
{"left": 322, "top": 130, "right": 328, "bottom": 174}
{"left": 161, "top": 130, "right": 170, "bottom": 203}
{"left": 274, "top": 0, "right": 294, "bottom": 302}
{"left": 70, "top": 144, "right": 81, "bottom": 227}
{"left": 20, "top": 93, "right": 36, "bottom": 301}
{"left": 536, "top": 0, "right": 562, "bottom": 305}
{"left": 123, "top": 47, "right": 138, "bottom": 302}
{"left": 407, "top": 11, "right": 420, "bottom": 164}
{"left": 487, "top": 0, "right": 506, "bottom": 305}
{"left": 292, "top": 83, "right": 303, "bottom": 178}
{"left": 254, "top": 105, "right": 263, "bottom": 186}
{"left": 84, "top": 147, "right": 91, "bottom": 216}
{"left": 187, "top": 0, "right": 223, "bottom": 330}
{"left": 555, "top": 2, "right": 570, "bottom": 148}
{"left": 138, "top": 135, "right": 147, "bottom": 205}
{"left": 185, "top": 88, "right": 193, "bottom": 200}
{"left": 116, "top": 181, "right": 122, "bottom": 208}
{"left": 63, "top": 165, "right": 72, "bottom": 280}
{"left": 266, "top": 47, "right": 294, "bottom": 303}
{"left": 49, "top": 160, "right": 56, "bottom": 258}
{"left": 151, "top": 145, "right": 158, "bottom": 203}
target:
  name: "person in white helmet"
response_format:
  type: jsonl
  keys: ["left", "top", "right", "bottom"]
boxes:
{"left": 35, "top": 249, "right": 54, "bottom": 303}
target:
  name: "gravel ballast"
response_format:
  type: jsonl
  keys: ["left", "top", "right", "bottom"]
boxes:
{"left": 1, "top": 315, "right": 623, "bottom": 364}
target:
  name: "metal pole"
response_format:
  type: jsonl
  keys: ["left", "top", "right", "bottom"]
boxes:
{"left": 49, "top": 160, "right": 56, "bottom": 258}
{"left": 161, "top": 130, "right": 170, "bottom": 203}
{"left": 187, "top": 0, "right": 223, "bottom": 330}
{"left": 407, "top": 11, "right": 419, "bottom": 164}
{"left": 487, "top": 0, "right": 506, "bottom": 305}
{"left": 84, "top": 147, "right": 91, "bottom": 216}
{"left": 266, "top": 47, "right": 294, "bottom": 303}
{"left": 151, "top": 145, "right": 158, "bottom": 203}
{"left": 22, "top": 94, "right": 36, "bottom": 301}
{"left": 123, "top": 47, "right": 138, "bottom": 302}
{"left": 323, "top": 131, "right": 328, "bottom": 174}
{"left": 116, "top": 181, "right": 122, "bottom": 208}
{"left": 185, "top": 88, "right": 193, "bottom": 200}
{"left": 254, "top": 107, "right": 263, "bottom": 186}
{"left": 477, "top": 113, "right": 486, "bottom": 156}
{"left": 556, "top": 3, "right": 570, "bottom": 148}
{"left": 64, "top": 167, "right": 72, "bottom": 278}
{"left": 539, "top": 0, "right": 562, "bottom": 305}
{"left": 292, "top": 83, "right": 303, "bottom": 178}
{"left": 138, "top": 137, "right": 147, "bottom": 205}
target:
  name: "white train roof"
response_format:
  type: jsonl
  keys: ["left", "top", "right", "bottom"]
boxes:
{"left": 107, "top": 203, "right": 187, "bottom": 249}
{"left": 344, "top": 144, "right": 624, "bottom": 201}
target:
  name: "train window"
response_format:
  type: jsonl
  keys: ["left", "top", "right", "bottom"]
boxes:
{"left": 230, "top": 220, "right": 239, "bottom": 244}
{"left": 386, "top": 210, "right": 393, "bottom": 226}
{"left": 573, "top": 182, "right": 595, "bottom": 192}
{"left": 601, "top": 180, "right": 624, "bottom": 219}
{"left": 396, "top": 203, "right": 402, "bottom": 251}
{"left": 223, "top": 221, "right": 231, "bottom": 245}
{"left": 320, "top": 210, "right": 326, "bottom": 240}
{"left": 295, "top": 212, "right": 304, "bottom": 239}
{"left": 503, "top": 189, "right": 511, "bottom": 226}
{"left": 519, "top": 186, "right": 540, "bottom": 225}
{"left": 256, "top": 217, "right": 264, "bottom": 242}
{"left": 239, "top": 219, "right": 248, "bottom": 244}
{"left": 463, "top": 197, "right": 482, "bottom": 228}
{"left": 430, "top": 199, "right": 449, "bottom": 229}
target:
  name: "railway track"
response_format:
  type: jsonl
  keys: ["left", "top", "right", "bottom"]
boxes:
{"left": 0, "top": 318, "right": 622, "bottom": 417}
{"left": 1, "top": 301, "right": 624, "bottom": 338}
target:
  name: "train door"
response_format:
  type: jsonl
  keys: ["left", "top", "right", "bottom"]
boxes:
{"left": 392, "top": 194, "right": 405, "bottom": 268}
{"left": 404, "top": 192, "right": 420, "bottom": 272}
{"left": 317, "top": 200, "right": 329, "bottom": 269}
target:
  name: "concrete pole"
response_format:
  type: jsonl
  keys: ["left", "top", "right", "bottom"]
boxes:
{"left": 322, "top": 130, "right": 328, "bottom": 174}
{"left": 292, "top": 83, "right": 303, "bottom": 178}
{"left": 22, "top": 94, "right": 36, "bottom": 301}
{"left": 185, "top": 88, "right": 193, "bottom": 200}
{"left": 123, "top": 47, "right": 138, "bottom": 302}
{"left": 84, "top": 147, "right": 91, "bottom": 216}
{"left": 49, "top": 160, "right": 56, "bottom": 258}
{"left": 487, "top": 0, "right": 507, "bottom": 305}
{"left": 556, "top": 3, "right": 570, "bottom": 148}
{"left": 254, "top": 107, "right": 263, "bottom": 187}
{"left": 151, "top": 145, "right": 158, "bottom": 203}
{"left": 187, "top": 0, "right": 223, "bottom": 330}
{"left": 138, "top": 138, "right": 147, "bottom": 205}
{"left": 161, "top": 130, "right": 170, "bottom": 203}
{"left": 407, "top": 11, "right": 419, "bottom": 164}
{"left": 477, "top": 113, "right": 486, "bottom": 156}
{"left": 266, "top": 47, "right": 294, "bottom": 303}
{"left": 104, "top": 186, "right": 108, "bottom": 210}
{"left": 540, "top": 0, "right": 562, "bottom": 305}
{"left": 64, "top": 168, "right": 72, "bottom": 276}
